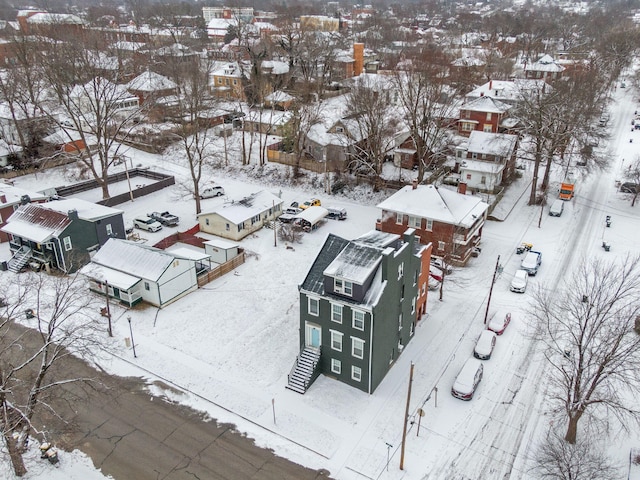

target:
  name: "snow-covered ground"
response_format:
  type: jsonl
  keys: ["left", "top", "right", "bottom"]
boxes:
{"left": 2, "top": 83, "right": 640, "bottom": 479}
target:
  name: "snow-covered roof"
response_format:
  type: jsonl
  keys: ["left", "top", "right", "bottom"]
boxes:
{"left": 0, "top": 185, "right": 48, "bottom": 206}
{"left": 244, "top": 109, "right": 292, "bottom": 126}
{"left": 467, "top": 131, "right": 518, "bottom": 156}
{"left": 211, "top": 61, "right": 244, "bottom": 78}
{"left": 43, "top": 198, "right": 123, "bottom": 221}
{"left": 26, "top": 12, "right": 83, "bottom": 24}
{"left": 203, "top": 238, "right": 239, "bottom": 249}
{"left": 261, "top": 60, "right": 289, "bottom": 75}
{"left": 460, "top": 95, "right": 510, "bottom": 114}
{"left": 323, "top": 241, "right": 382, "bottom": 284}
{"left": 1, "top": 203, "right": 70, "bottom": 243}
{"left": 199, "top": 190, "right": 283, "bottom": 224}
{"left": 466, "top": 79, "right": 550, "bottom": 103}
{"left": 79, "top": 262, "right": 141, "bottom": 290}
{"left": 110, "top": 41, "right": 146, "bottom": 51}
{"left": 89, "top": 238, "right": 187, "bottom": 282}
{"left": 377, "top": 184, "right": 489, "bottom": 228}
{"left": 165, "top": 246, "right": 210, "bottom": 261}
{"left": 127, "top": 70, "right": 177, "bottom": 92}
{"left": 265, "top": 90, "right": 294, "bottom": 103}
{"left": 295, "top": 206, "right": 328, "bottom": 224}
{"left": 526, "top": 54, "right": 565, "bottom": 73}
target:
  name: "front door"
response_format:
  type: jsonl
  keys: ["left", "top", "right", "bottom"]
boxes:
{"left": 305, "top": 323, "right": 321, "bottom": 348}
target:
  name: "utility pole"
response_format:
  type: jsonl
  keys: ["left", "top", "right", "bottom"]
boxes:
{"left": 127, "top": 316, "right": 137, "bottom": 358}
{"left": 105, "top": 280, "right": 112, "bottom": 337}
{"left": 484, "top": 255, "right": 501, "bottom": 324}
{"left": 400, "top": 362, "right": 414, "bottom": 470}
{"left": 273, "top": 200, "right": 277, "bottom": 247}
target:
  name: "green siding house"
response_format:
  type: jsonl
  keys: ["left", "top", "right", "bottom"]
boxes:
{"left": 288, "top": 229, "right": 423, "bottom": 394}
{"left": 2, "top": 199, "right": 125, "bottom": 273}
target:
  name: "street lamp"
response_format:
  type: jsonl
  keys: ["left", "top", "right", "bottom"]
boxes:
{"left": 385, "top": 442, "right": 393, "bottom": 472}
{"left": 127, "top": 316, "right": 137, "bottom": 358}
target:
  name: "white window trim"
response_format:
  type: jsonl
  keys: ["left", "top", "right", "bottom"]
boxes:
{"left": 63, "top": 236, "right": 72, "bottom": 251}
{"left": 396, "top": 212, "right": 404, "bottom": 224}
{"left": 331, "top": 303, "right": 343, "bottom": 324}
{"left": 409, "top": 215, "right": 421, "bottom": 228}
{"left": 351, "top": 337, "right": 365, "bottom": 359}
{"left": 426, "top": 219, "right": 433, "bottom": 231}
{"left": 352, "top": 365, "right": 362, "bottom": 382}
{"left": 330, "top": 330, "right": 343, "bottom": 352}
{"left": 308, "top": 297, "right": 319, "bottom": 316}
{"left": 331, "top": 358, "right": 341, "bottom": 374}
{"left": 352, "top": 310, "right": 365, "bottom": 331}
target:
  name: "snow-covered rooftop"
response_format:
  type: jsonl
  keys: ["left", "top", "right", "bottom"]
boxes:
{"left": 377, "top": 184, "right": 489, "bottom": 228}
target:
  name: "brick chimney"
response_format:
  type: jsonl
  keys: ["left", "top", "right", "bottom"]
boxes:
{"left": 412, "top": 179, "right": 418, "bottom": 190}
{"left": 0, "top": 194, "right": 5, "bottom": 203}
{"left": 353, "top": 42, "right": 364, "bottom": 76}
{"left": 489, "top": 79, "right": 492, "bottom": 90}
{"left": 458, "top": 182, "right": 467, "bottom": 195}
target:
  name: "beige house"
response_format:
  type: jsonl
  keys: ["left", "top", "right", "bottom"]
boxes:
{"left": 197, "top": 190, "right": 283, "bottom": 241}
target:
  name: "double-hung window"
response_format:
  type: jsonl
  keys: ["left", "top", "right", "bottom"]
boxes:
{"left": 308, "top": 297, "right": 319, "bottom": 316}
{"left": 352, "top": 337, "right": 365, "bottom": 359}
{"left": 330, "top": 330, "right": 343, "bottom": 351}
{"left": 331, "top": 304, "right": 343, "bottom": 323}
{"left": 352, "top": 310, "right": 365, "bottom": 330}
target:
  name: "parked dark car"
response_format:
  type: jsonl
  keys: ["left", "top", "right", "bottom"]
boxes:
{"left": 620, "top": 182, "right": 639, "bottom": 193}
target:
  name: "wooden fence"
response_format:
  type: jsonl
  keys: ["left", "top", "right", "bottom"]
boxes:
{"left": 267, "top": 146, "right": 344, "bottom": 174}
{"left": 197, "top": 252, "right": 246, "bottom": 287}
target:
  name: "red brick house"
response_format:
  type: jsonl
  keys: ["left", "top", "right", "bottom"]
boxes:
{"left": 376, "top": 183, "right": 489, "bottom": 266}
{"left": 458, "top": 95, "right": 511, "bottom": 136}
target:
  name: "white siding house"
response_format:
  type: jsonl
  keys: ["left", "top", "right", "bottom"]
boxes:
{"left": 80, "top": 238, "right": 198, "bottom": 308}
{"left": 197, "top": 190, "right": 283, "bottom": 241}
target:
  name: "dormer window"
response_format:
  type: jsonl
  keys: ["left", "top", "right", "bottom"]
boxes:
{"left": 336, "top": 126, "right": 344, "bottom": 133}
{"left": 334, "top": 278, "right": 353, "bottom": 296}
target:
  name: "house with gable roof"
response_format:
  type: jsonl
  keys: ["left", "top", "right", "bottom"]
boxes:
{"left": 210, "top": 61, "right": 246, "bottom": 100}
{"left": 524, "top": 54, "right": 565, "bottom": 81}
{"left": 197, "top": 190, "right": 283, "bottom": 241}
{"left": 289, "top": 229, "right": 430, "bottom": 394}
{"left": 376, "top": 183, "right": 488, "bottom": 266}
{"left": 457, "top": 95, "right": 512, "bottom": 136}
{"left": 1, "top": 198, "right": 125, "bottom": 273}
{"left": 127, "top": 70, "right": 178, "bottom": 105}
{"left": 80, "top": 238, "right": 199, "bottom": 308}
{"left": 454, "top": 131, "right": 519, "bottom": 192}
{"left": 0, "top": 184, "right": 48, "bottom": 243}
{"left": 465, "top": 79, "right": 550, "bottom": 106}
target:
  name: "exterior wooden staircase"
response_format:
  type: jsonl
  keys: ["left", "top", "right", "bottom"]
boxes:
{"left": 286, "top": 346, "right": 321, "bottom": 394}
{"left": 8, "top": 246, "right": 32, "bottom": 273}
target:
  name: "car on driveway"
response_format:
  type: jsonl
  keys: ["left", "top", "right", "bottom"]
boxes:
{"left": 200, "top": 185, "right": 225, "bottom": 198}
{"left": 300, "top": 198, "right": 321, "bottom": 209}
{"left": 620, "top": 182, "right": 638, "bottom": 194}
{"left": 451, "top": 358, "right": 484, "bottom": 400}
{"left": 488, "top": 311, "right": 512, "bottom": 335}
{"left": 510, "top": 269, "right": 528, "bottom": 293}
{"left": 149, "top": 211, "right": 179, "bottom": 227}
{"left": 431, "top": 257, "right": 453, "bottom": 274}
{"left": 133, "top": 215, "right": 163, "bottom": 232}
{"left": 473, "top": 330, "right": 497, "bottom": 360}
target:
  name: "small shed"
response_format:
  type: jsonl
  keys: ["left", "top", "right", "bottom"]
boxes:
{"left": 203, "top": 238, "right": 239, "bottom": 264}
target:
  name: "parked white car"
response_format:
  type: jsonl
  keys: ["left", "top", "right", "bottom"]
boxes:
{"left": 200, "top": 185, "right": 225, "bottom": 199}
{"left": 510, "top": 269, "right": 528, "bottom": 293}
{"left": 473, "top": 330, "right": 497, "bottom": 360}
{"left": 133, "top": 215, "right": 162, "bottom": 232}
{"left": 451, "top": 358, "right": 484, "bottom": 400}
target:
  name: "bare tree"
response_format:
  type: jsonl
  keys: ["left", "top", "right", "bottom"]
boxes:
{"left": 38, "top": 34, "right": 144, "bottom": 199}
{"left": 623, "top": 156, "right": 640, "bottom": 207}
{"left": 165, "top": 56, "right": 219, "bottom": 215}
{"left": 530, "top": 255, "right": 640, "bottom": 444}
{"left": 531, "top": 429, "right": 621, "bottom": 480}
{"left": 0, "top": 272, "right": 104, "bottom": 476}
{"left": 393, "top": 66, "right": 455, "bottom": 183}
{"left": 344, "top": 75, "right": 400, "bottom": 187}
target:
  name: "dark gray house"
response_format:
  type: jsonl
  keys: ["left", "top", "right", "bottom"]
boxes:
{"left": 289, "top": 229, "right": 424, "bottom": 394}
{"left": 1, "top": 198, "right": 126, "bottom": 273}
